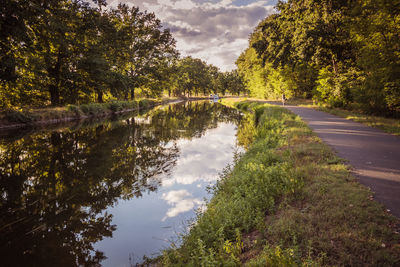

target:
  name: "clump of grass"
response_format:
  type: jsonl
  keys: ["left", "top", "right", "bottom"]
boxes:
{"left": 161, "top": 101, "right": 400, "bottom": 266}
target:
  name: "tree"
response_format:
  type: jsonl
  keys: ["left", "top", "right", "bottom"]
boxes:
{"left": 111, "top": 4, "right": 177, "bottom": 100}
{"left": 238, "top": 0, "right": 399, "bottom": 115}
{"left": 175, "top": 57, "right": 212, "bottom": 97}
{"left": 0, "top": 1, "right": 178, "bottom": 108}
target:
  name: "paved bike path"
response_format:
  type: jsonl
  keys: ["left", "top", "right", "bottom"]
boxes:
{"left": 281, "top": 105, "right": 400, "bottom": 218}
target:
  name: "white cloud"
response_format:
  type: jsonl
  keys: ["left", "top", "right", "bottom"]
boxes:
{"left": 107, "top": 0, "right": 277, "bottom": 71}
{"left": 162, "top": 189, "right": 205, "bottom": 220}
{"left": 174, "top": 0, "right": 197, "bottom": 9}
{"left": 161, "top": 123, "right": 238, "bottom": 187}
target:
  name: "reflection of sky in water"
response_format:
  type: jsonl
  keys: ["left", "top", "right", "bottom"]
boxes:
{"left": 95, "top": 122, "right": 239, "bottom": 266}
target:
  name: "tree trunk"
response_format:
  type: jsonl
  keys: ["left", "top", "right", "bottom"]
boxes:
{"left": 97, "top": 91, "right": 103, "bottom": 103}
{"left": 332, "top": 56, "right": 338, "bottom": 74}
{"left": 48, "top": 51, "right": 63, "bottom": 106}
{"left": 130, "top": 88, "right": 135, "bottom": 100}
{"left": 49, "top": 84, "right": 60, "bottom": 106}
{"left": 49, "top": 84, "right": 59, "bottom": 106}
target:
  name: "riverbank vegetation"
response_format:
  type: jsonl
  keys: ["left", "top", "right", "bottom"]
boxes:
{"left": 160, "top": 99, "right": 400, "bottom": 266}
{"left": 1, "top": 1, "right": 246, "bottom": 110}
{"left": 0, "top": 98, "right": 161, "bottom": 128}
{"left": 237, "top": 0, "right": 399, "bottom": 117}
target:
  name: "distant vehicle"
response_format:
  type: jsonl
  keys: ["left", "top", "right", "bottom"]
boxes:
{"left": 209, "top": 94, "right": 219, "bottom": 99}
{"left": 209, "top": 94, "right": 219, "bottom": 103}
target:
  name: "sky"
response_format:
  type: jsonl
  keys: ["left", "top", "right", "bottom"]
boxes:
{"left": 107, "top": 0, "right": 277, "bottom": 71}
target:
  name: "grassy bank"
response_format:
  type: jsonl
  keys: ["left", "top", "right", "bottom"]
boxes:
{"left": 160, "top": 99, "right": 400, "bottom": 266}
{"left": 0, "top": 98, "right": 176, "bottom": 128}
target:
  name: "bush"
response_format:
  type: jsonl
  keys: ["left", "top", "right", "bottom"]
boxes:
{"left": 67, "top": 104, "right": 83, "bottom": 116}
{"left": 107, "top": 101, "right": 124, "bottom": 112}
{"left": 138, "top": 99, "right": 155, "bottom": 109}
{"left": 79, "top": 103, "right": 107, "bottom": 115}
{"left": 4, "top": 109, "right": 35, "bottom": 123}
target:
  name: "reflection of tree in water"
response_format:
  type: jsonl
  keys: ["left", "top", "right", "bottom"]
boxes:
{"left": 147, "top": 101, "right": 241, "bottom": 142}
{"left": 0, "top": 101, "right": 241, "bottom": 266}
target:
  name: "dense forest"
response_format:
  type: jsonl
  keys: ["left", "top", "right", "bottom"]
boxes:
{"left": 0, "top": 0, "right": 245, "bottom": 109}
{"left": 237, "top": 0, "right": 399, "bottom": 116}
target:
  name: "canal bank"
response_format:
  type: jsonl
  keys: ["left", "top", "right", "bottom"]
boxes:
{"left": 160, "top": 99, "right": 400, "bottom": 266}
{"left": 0, "top": 98, "right": 182, "bottom": 130}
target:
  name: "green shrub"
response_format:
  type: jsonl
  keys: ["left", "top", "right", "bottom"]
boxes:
{"left": 235, "top": 101, "right": 251, "bottom": 110}
{"left": 67, "top": 104, "right": 83, "bottom": 116}
{"left": 79, "top": 103, "right": 106, "bottom": 115}
{"left": 138, "top": 99, "right": 155, "bottom": 109}
{"left": 4, "top": 109, "right": 35, "bottom": 123}
{"left": 107, "top": 101, "right": 124, "bottom": 112}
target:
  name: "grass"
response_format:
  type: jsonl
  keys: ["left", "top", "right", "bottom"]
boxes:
{"left": 0, "top": 99, "right": 168, "bottom": 126}
{"left": 159, "top": 99, "right": 400, "bottom": 266}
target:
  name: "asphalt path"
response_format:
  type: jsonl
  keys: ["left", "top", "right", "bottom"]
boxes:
{"left": 269, "top": 102, "right": 400, "bottom": 218}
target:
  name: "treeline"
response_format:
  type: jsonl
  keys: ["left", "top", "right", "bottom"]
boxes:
{"left": 171, "top": 57, "right": 245, "bottom": 98}
{"left": 0, "top": 0, "right": 245, "bottom": 109}
{"left": 237, "top": 0, "right": 399, "bottom": 116}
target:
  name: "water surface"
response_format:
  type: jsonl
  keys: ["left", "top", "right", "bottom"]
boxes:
{"left": 0, "top": 101, "right": 241, "bottom": 266}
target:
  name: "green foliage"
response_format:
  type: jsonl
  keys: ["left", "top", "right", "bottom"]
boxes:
{"left": 313, "top": 66, "right": 360, "bottom": 108}
{"left": 0, "top": 0, "right": 246, "bottom": 109}
{"left": 247, "top": 245, "right": 300, "bottom": 266}
{"left": 236, "top": 47, "right": 269, "bottom": 99}
{"left": 138, "top": 99, "right": 155, "bottom": 109}
{"left": 66, "top": 104, "right": 83, "bottom": 116}
{"left": 106, "top": 100, "right": 138, "bottom": 112}
{"left": 0, "top": 1, "right": 178, "bottom": 108}
{"left": 169, "top": 57, "right": 246, "bottom": 98}
{"left": 79, "top": 103, "right": 107, "bottom": 116}
{"left": 4, "top": 109, "right": 35, "bottom": 123}
{"left": 237, "top": 0, "right": 400, "bottom": 116}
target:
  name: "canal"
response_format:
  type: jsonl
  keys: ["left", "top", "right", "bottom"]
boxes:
{"left": 0, "top": 101, "right": 242, "bottom": 266}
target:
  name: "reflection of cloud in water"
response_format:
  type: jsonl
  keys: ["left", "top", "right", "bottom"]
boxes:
{"left": 162, "top": 123, "right": 237, "bottom": 187}
{"left": 134, "top": 116, "right": 152, "bottom": 125}
{"left": 162, "top": 190, "right": 205, "bottom": 221}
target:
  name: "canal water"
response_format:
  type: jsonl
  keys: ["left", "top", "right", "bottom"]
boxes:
{"left": 0, "top": 101, "right": 242, "bottom": 266}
